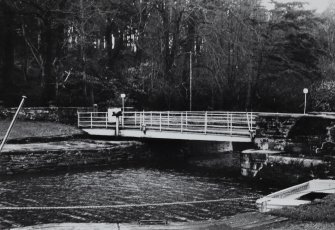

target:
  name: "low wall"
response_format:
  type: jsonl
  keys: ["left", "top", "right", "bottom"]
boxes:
{"left": 0, "top": 107, "right": 94, "bottom": 124}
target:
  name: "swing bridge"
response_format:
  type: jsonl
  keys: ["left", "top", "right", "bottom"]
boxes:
{"left": 77, "top": 111, "right": 257, "bottom": 142}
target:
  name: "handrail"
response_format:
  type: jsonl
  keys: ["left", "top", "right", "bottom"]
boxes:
{"left": 77, "top": 110, "right": 257, "bottom": 139}
{"left": 0, "top": 96, "right": 27, "bottom": 153}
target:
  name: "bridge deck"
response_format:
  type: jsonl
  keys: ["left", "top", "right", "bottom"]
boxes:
{"left": 78, "top": 111, "right": 256, "bottom": 142}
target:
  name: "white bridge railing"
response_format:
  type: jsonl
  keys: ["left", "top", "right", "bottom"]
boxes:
{"left": 78, "top": 111, "right": 256, "bottom": 138}
{"left": 77, "top": 112, "right": 110, "bottom": 128}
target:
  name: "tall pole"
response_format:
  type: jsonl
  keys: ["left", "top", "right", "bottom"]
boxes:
{"left": 189, "top": 51, "right": 192, "bottom": 111}
{"left": 120, "top": 94, "right": 126, "bottom": 127}
{"left": 303, "top": 88, "right": 308, "bottom": 115}
{"left": 0, "top": 96, "right": 27, "bottom": 153}
{"left": 122, "top": 98, "right": 125, "bottom": 115}
{"left": 304, "top": 93, "right": 307, "bottom": 114}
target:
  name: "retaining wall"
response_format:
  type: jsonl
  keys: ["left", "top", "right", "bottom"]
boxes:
{"left": 255, "top": 113, "right": 335, "bottom": 154}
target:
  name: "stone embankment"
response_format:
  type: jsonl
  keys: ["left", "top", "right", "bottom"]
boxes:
{"left": 241, "top": 113, "right": 335, "bottom": 184}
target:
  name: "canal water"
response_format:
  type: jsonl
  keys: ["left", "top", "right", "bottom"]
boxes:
{"left": 0, "top": 165, "right": 268, "bottom": 228}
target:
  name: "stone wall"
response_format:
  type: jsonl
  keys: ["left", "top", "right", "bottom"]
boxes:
{"left": 0, "top": 107, "right": 94, "bottom": 124}
{"left": 254, "top": 113, "right": 300, "bottom": 151}
{"left": 254, "top": 113, "right": 335, "bottom": 154}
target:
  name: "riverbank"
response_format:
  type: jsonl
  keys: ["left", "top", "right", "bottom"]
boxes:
{"left": 11, "top": 212, "right": 335, "bottom": 229}
{"left": 1, "top": 120, "right": 335, "bottom": 229}
{"left": 271, "top": 192, "right": 335, "bottom": 222}
{"left": 0, "top": 120, "right": 83, "bottom": 142}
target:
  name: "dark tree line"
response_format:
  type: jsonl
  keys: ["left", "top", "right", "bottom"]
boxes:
{"left": 0, "top": 0, "right": 334, "bottom": 112}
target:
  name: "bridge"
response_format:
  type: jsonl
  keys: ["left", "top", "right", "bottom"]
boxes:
{"left": 78, "top": 111, "right": 257, "bottom": 142}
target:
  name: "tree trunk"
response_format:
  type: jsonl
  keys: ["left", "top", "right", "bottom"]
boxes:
{"left": 1, "top": 2, "right": 15, "bottom": 103}
{"left": 43, "top": 15, "right": 55, "bottom": 104}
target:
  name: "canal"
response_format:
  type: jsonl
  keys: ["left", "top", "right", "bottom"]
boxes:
{"left": 0, "top": 164, "right": 270, "bottom": 228}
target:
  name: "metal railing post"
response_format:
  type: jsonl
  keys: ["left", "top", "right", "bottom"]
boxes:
{"left": 167, "top": 111, "right": 170, "bottom": 127}
{"left": 251, "top": 112, "right": 253, "bottom": 131}
{"left": 77, "top": 112, "right": 80, "bottom": 127}
{"left": 135, "top": 112, "right": 137, "bottom": 127}
{"left": 142, "top": 110, "right": 145, "bottom": 127}
{"left": 0, "top": 96, "right": 26, "bottom": 153}
{"left": 226, "top": 112, "right": 229, "bottom": 133}
{"left": 230, "top": 113, "right": 233, "bottom": 135}
{"left": 90, "top": 112, "right": 93, "bottom": 128}
{"left": 204, "top": 111, "right": 208, "bottom": 134}
{"left": 159, "top": 112, "right": 162, "bottom": 131}
{"left": 186, "top": 111, "right": 188, "bottom": 128}
{"left": 105, "top": 113, "right": 108, "bottom": 128}
{"left": 181, "top": 112, "right": 183, "bottom": 133}
{"left": 151, "top": 112, "right": 153, "bottom": 127}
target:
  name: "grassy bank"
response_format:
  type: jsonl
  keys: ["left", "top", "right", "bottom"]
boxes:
{"left": 0, "top": 120, "right": 83, "bottom": 141}
{"left": 271, "top": 193, "right": 335, "bottom": 222}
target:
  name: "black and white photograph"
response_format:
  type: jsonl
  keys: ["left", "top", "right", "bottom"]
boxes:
{"left": 0, "top": 0, "right": 335, "bottom": 229}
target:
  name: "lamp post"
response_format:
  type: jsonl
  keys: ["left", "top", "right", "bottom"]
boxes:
{"left": 120, "top": 93, "right": 126, "bottom": 126}
{"left": 303, "top": 88, "right": 308, "bottom": 114}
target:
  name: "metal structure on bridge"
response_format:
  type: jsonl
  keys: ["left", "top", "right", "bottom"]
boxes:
{"left": 78, "top": 111, "right": 256, "bottom": 142}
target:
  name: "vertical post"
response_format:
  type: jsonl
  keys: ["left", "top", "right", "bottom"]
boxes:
{"left": 105, "top": 113, "right": 108, "bottom": 128}
{"left": 115, "top": 117, "right": 119, "bottom": 136}
{"left": 251, "top": 112, "right": 253, "bottom": 130}
{"left": 181, "top": 112, "right": 183, "bottom": 133}
{"left": 135, "top": 112, "right": 137, "bottom": 127}
{"left": 230, "top": 113, "right": 233, "bottom": 135}
{"left": 139, "top": 112, "right": 142, "bottom": 130}
{"left": 121, "top": 111, "right": 124, "bottom": 128}
{"left": 151, "top": 112, "right": 153, "bottom": 127}
{"left": 189, "top": 52, "right": 192, "bottom": 111}
{"left": 77, "top": 112, "right": 80, "bottom": 127}
{"left": 0, "top": 96, "right": 26, "bottom": 153}
{"left": 120, "top": 93, "right": 126, "bottom": 127}
{"left": 185, "top": 111, "right": 188, "bottom": 128}
{"left": 303, "top": 88, "right": 308, "bottom": 115}
{"left": 226, "top": 112, "right": 230, "bottom": 132}
{"left": 90, "top": 112, "right": 93, "bottom": 128}
{"left": 204, "top": 111, "right": 208, "bottom": 134}
{"left": 142, "top": 110, "right": 145, "bottom": 127}
{"left": 304, "top": 93, "right": 307, "bottom": 114}
{"left": 167, "top": 111, "right": 170, "bottom": 127}
{"left": 160, "top": 112, "right": 162, "bottom": 131}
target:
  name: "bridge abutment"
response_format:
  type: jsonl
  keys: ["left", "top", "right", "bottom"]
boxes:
{"left": 241, "top": 113, "right": 335, "bottom": 184}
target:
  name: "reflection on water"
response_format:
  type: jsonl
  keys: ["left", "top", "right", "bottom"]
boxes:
{"left": 0, "top": 168, "right": 263, "bottom": 228}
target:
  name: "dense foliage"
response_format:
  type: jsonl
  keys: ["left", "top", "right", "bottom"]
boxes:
{"left": 0, "top": 0, "right": 334, "bottom": 112}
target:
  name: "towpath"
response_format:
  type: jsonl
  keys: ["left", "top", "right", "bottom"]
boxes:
{"left": 12, "top": 212, "right": 335, "bottom": 229}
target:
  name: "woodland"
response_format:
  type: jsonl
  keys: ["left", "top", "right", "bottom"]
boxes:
{"left": 0, "top": 0, "right": 335, "bottom": 112}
